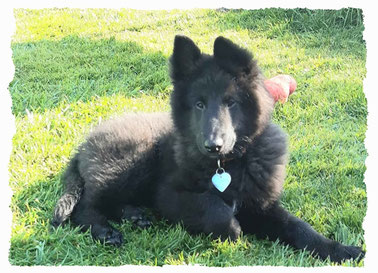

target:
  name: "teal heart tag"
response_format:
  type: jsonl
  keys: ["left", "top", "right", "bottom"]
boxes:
{"left": 212, "top": 171, "right": 231, "bottom": 192}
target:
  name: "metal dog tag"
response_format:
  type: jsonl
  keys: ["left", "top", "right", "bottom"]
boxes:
{"left": 211, "top": 160, "right": 231, "bottom": 192}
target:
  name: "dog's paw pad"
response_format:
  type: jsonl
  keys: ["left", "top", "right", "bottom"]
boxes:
{"left": 105, "top": 230, "right": 123, "bottom": 246}
{"left": 92, "top": 225, "right": 124, "bottom": 247}
{"left": 135, "top": 219, "right": 152, "bottom": 229}
{"left": 121, "top": 205, "right": 152, "bottom": 229}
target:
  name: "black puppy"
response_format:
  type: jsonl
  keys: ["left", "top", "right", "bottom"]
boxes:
{"left": 52, "top": 35, "right": 364, "bottom": 263}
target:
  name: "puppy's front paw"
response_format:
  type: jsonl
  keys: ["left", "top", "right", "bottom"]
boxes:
{"left": 209, "top": 217, "right": 241, "bottom": 242}
{"left": 227, "top": 217, "right": 242, "bottom": 241}
{"left": 320, "top": 242, "right": 364, "bottom": 263}
{"left": 333, "top": 244, "right": 364, "bottom": 263}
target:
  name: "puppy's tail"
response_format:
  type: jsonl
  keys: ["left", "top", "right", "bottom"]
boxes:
{"left": 51, "top": 154, "right": 84, "bottom": 227}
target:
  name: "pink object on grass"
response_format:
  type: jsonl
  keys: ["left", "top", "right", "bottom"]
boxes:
{"left": 264, "top": 75, "right": 297, "bottom": 103}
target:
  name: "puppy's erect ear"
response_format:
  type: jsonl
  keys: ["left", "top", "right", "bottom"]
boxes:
{"left": 213, "top": 36, "right": 254, "bottom": 76}
{"left": 170, "top": 35, "right": 202, "bottom": 81}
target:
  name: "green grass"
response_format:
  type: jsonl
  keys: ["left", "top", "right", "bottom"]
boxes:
{"left": 8, "top": 8, "right": 366, "bottom": 267}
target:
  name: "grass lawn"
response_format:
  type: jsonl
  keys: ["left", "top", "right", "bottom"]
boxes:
{"left": 8, "top": 8, "right": 367, "bottom": 266}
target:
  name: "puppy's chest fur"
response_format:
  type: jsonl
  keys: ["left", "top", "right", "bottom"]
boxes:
{"left": 167, "top": 138, "right": 284, "bottom": 213}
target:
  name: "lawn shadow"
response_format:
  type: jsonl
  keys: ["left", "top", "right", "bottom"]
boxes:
{"left": 216, "top": 8, "right": 364, "bottom": 37}
{"left": 215, "top": 8, "right": 365, "bottom": 57}
{"left": 10, "top": 36, "right": 171, "bottom": 116}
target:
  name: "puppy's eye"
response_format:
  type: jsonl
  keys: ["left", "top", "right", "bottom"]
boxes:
{"left": 227, "top": 99, "right": 236, "bottom": 108}
{"left": 196, "top": 101, "right": 205, "bottom": 110}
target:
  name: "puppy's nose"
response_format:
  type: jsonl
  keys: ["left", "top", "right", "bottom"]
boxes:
{"left": 204, "top": 138, "right": 223, "bottom": 153}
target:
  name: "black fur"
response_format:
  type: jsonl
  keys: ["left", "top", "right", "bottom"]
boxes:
{"left": 52, "top": 35, "right": 364, "bottom": 263}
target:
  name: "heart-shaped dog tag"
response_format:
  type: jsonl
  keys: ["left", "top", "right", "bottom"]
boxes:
{"left": 212, "top": 171, "right": 231, "bottom": 192}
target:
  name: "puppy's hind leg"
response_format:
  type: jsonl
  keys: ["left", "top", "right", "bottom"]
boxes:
{"left": 71, "top": 194, "right": 124, "bottom": 246}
